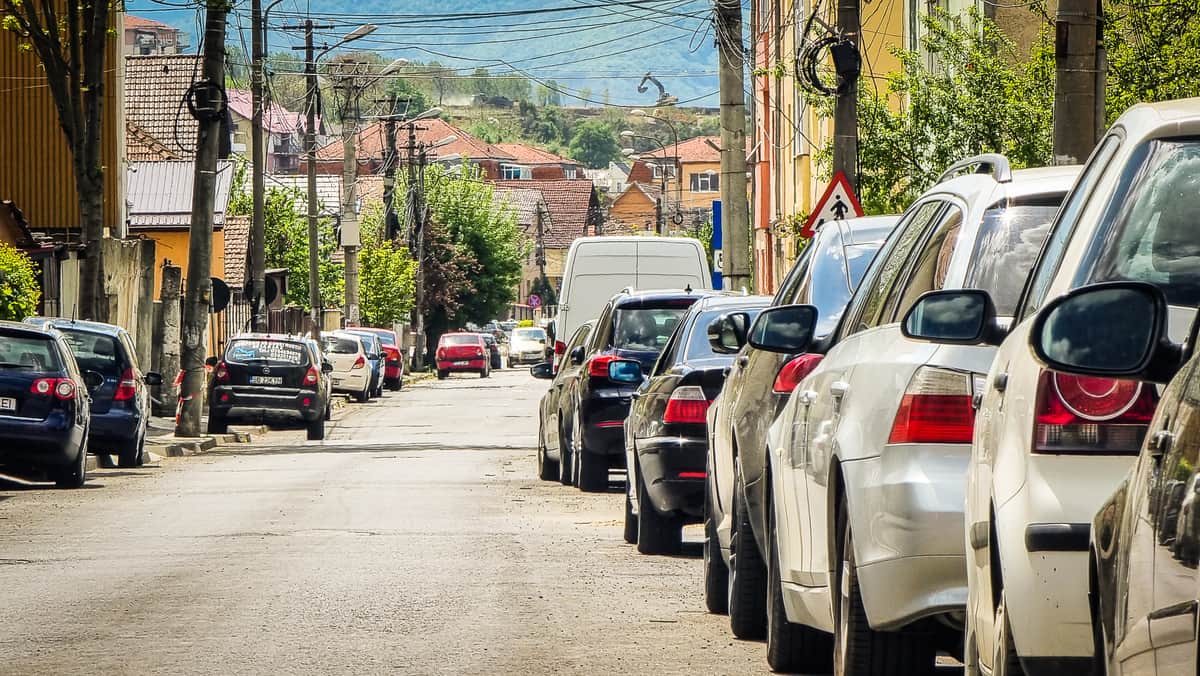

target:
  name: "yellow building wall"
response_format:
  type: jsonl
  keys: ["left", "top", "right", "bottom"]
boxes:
{"left": 144, "top": 230, "right": 226, "bottom": 299}
{"left": 609, "top": 190, "right": 657, "bottom": 232}
{"left": 662, "top": 160, "right": 723, "bottom": 211}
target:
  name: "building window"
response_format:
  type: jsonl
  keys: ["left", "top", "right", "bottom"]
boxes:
{"left": 564, "top": 167, "right": 577, "bottom": 179}
{"left": 501, "top": 164, "right": 531, "bottom": 180}
{"left": 651, "top": 164, "right": 677, "bottom": 179}
{"left": 690, "top": 172, "right": 719, "bottom": 193}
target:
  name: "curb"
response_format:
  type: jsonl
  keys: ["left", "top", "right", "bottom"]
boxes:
{"left": 145, "top": 426, "right": 257, "bottom": 458}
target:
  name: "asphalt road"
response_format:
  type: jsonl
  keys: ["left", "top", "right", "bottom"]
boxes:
{"left": 0, "top": 368, "right": 767, "bottom": 675}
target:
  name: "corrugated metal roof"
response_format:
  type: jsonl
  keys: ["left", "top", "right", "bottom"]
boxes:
{"left": 126, "top": 160, "right": 234, "bottom": 229}
{"left": 250, "top": 173, "right": 343, "bottom": 215}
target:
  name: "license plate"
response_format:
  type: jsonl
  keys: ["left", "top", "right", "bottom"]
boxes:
{"left": 0, "top": 397, "right": 15, "bottom": 411}
{"left": 250, "top": 376, "right": 283, "bottom": 385}
{"left": 333, "top": 378, "right": 343, "bottom": 386}
{"left": 453, "top": 360, "right": 470, "bottom": 366}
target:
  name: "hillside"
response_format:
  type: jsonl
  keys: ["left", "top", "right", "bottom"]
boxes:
{"left": 124, "top": 0, "right": 721, "bottom": 105}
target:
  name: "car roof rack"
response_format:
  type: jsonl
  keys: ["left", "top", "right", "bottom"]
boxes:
{"left": 936, "top": 153, "right": 1012, "bottom": 185}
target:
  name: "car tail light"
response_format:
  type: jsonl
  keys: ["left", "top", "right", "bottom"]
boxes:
{"left": 664, "top": 386, "right": 712, "bottom": 424}
{"left": 678, "top": 471, "right": 707, "bottom": 479}
{"left": 587, "top": 354, "right": 620, "bottom": 379}
{"left": 214, "top": 361, "right": 229, "bottom": 382}
{"left": 888, "top": 367, "right": 975, "bottom": 444}
{"left": 555, "top": 340, "right": 566, "bottom": 356}
{"left": 773, "top": 355, "right": 823, "bottom": 394}
{"left": 1033, "top": 370, "right": 1157, "bottom": 454}
{"left": 304, "top": 366, "right": 319, "bottom": 385}
{"left": 437, "top": 349, "right": 446, "bottom": 360}
{"left": 352, "top": 355, "right": 366, "bottom": 369}
{"left": 114, "top": 367, "right": 138, "bottom": 401}
{"left": 302, "top": 396, "right": 312, "bottom": 407}
{"left": 31, "top": 378, "right": 76, "bottom": 401}
{"left": 476, "top": 347, "right": 485, "bottom": 357}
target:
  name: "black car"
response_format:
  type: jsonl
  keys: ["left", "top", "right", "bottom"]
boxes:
{"left": 0, "top": 321, "right": 94, "bottom": 487}
{"left": 26, "top": 318, "right": 162, "bottom": 467}
{"left": 560, "top": 289, "right": 711, "bottom": 492}
{"left": 206, "top": 333, "right": 333, "bottom": 440}
{"left": 533, "top": 320, "right": 595, "bottom": 484}
{"left": 482, "top": 334, "right": 503, "bottom": 370}
{"left": 620, "top": 294, "right": 770, "bottom": 554}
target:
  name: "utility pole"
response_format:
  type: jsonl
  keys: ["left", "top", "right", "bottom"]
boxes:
{"left": 382, "top": 95, "right": 400, "bottom": 242}
{"left": 249, "top": 0, "right": 267, "bottom": 331}
{"left": 833, "top": 0, "right": 861, "bottom": 191}
{"left": 407, "top": 122, "right": 428, "bottom": 372}
{"left": 715, "top": 0, "right": 750, "bottom": 292}
{"left": 338, "top": 65, "right": 363, "bottom": 328}
{"left": 176, "top": 2, "right": 228, "bottom": 437}
{"left": 296, "top": 19, "right": 333, "bottom": 339}
{"left": 1053, "top": 0, "right": 1104, "bottom": 163}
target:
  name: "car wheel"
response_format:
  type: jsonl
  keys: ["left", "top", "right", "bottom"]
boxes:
{"left": 623, "top": 491, "right": 638, "bottom": 544}
{"left": 117, "top": 426, "right": 146, "bottom": 468}
{"left": 537, "top": 421, "right": 559, "bottom": 481}
{"left": 325, "top": 402, "right": 332, "bottom": 421}
{"left": 703, "top": 489, "right": 729, "bottom": 615}
{"left": 636, "top": 460, "right": 682, "bottom": 555}
{"left": 206, "top": 410, "right": 228, "bottom": 434}
{"left": 728, "top": 474, "right": 767, "bottom": 640}
{"left": 767, "top": 489, "right": 832, "bottom": 672}
{"left": 507, "top": 359, "right": 513, "bottom": 369}
{"left": 992, "top": 591, "right": 1025, "bottom": 676}
{"left": 834, "top": 497, "right": 933, "bottom": 676}
{"left": 558, "top": 418, "right": 574, "bottom": 486}
{"left": 437, "top": 370, "right": 447, "bottom": 380}
{"left": 1089, "top": 558, "right": 1110, "bottom": 676}
{"left": 387, "top": 378, "right": 401, "bottom": 391}
{"left": 306, "top": 416, "right": 325, "bottom": 441}
{"left": 355, "top": 387, "right": 370, "bottom": 403}
{"left": 54, "top": 432, "right": 88, "bottom": 489}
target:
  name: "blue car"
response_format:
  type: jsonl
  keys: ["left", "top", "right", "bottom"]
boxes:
{"left": 0, "top": 321, "right": 93, "bottom": 487}
{"left": 26, "top": 318, "right": 162, "bottom": 467}
{"left": 344, "top": 330, "right": 385, "bottom": 399}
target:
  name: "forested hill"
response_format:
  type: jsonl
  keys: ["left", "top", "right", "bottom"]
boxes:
{"left": 124, "top": 0, "right": 721, "bottom": 106}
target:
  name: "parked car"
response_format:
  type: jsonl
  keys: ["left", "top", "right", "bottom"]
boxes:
{"left": 435, "top": 333, "right": 491, "bottom": 379}
{"left": 346, "top": 327, "right": 404, "bottom": 390}
{"left": 207, "top": 333, "right": 333, "bottom": 440}
{"left": 532, "top": 321, "right": 596, "bottom": 482}
{"left": 620, "top": 294, "right": 770, "bottom": 555}
{"left": 25, "top": 318, "right": 162, "bottom": 467}
{"left": 553, "top": 236, "right": 712, "bottom": 361}
{"left": 559, "top": 288, "right": 710, "bottom": 492}
{"left": 0, "top": 321, "right": 94, "bottom": 487}
{"left": 763, "top": 158, "right": 1077, "bottom": 673}
{"left": 482, "top": 334, "right": 503, "bottom": 370}
{"left": 703, "top": 214, "right": 898, "bottom": 631}
{"left": 902, "top": 99, "right": 1200, "bottom": 675}
{"left": 508, "top": 326, "right": 548, "bottom": 368}
{"left": 352, "top": 331, "right": 385, "bottom": 399}
{"left": 321, "top": 332, "right": 373, "bottom": 403}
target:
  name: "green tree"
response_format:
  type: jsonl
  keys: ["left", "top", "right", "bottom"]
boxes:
{"left": 357, "top": 202, "right": 415, "bottom": 327}
{"left": 567, "top": 120, "right": 622, "bottom": 169}
{"left": 0, "top": 243, "right": 40, "bottom": 321}
{"left": 1105, "top": 0, "right": 1200, "bottom": 121}
{"left": 385, "top": 78, "right": 431, "bottom": 117}
{"left": 250, "top": 186, "right": 343, "bottom": 309}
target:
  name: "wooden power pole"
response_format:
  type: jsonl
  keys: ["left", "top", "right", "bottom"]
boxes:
{"left": 176, "top": 2, "right": 228, "bottom": 437}
{"left": 715, "top": 0, "right": 750, "bottom": 292}
{"left": 249, "top": 0, "right": 267, "bottom": 331}
{"left": 833, "top": 0, "right": 861, "bottom": 190}
{"left": 1053, "top": 0, "right": 1104, "bottom": 163}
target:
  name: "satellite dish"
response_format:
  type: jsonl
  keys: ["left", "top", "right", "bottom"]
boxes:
{"left": 211, "top": 277, "right": 231, "bottom": 313}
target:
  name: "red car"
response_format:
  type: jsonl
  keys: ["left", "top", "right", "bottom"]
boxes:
{"left": 346, "top": 327, "right": 404, "bottom": 390}
{"left": 436, "top": 333, "right": 491, "bottom": 379}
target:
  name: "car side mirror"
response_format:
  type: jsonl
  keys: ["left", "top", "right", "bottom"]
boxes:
{"left": 1029, "top": 281, "right": 1180, "bottom": 383}
{"left": 569, "top": 346, "right": 586, "bottom": 365}
{"left": 204, "top": 356, "right": 219, "bottom": 367}
{"left": 607, "top": 359, "right": 643, "bottom": 384}
{"left": 708, "top": 311, "right": 750, "bottom": 354}
{"left": 322, "top": 361, "right": 335, "bottom": 374}
{"left": 530, "top": 362, "right": 555, "bottom": 379}
{"left": 144, "top": 371, "right": 163, "bottom": 386}
{"left": 82, "top": 370, "right": 104, "bottom": 390}
{"left": 747, "top": 305, "right": 819, "bottom": 354}
{"left": 902, "top": 289, "right": 1005, "bottom": 346}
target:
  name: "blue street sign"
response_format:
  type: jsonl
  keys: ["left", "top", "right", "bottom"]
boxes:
{"left": 711, "top": 199, "right": 723, "bottom": 290}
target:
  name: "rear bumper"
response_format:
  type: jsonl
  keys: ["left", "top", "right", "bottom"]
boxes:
{"left": 209, "top": 386, "right": 323, "bottom": 421}
{"left": 0, "top": 413, "right": 83, "bottom": 466}
{"left": 636, "top": 436, "right": 707, "bottom": 518}
{"left": 89, "top": 408, "right": 141, "bottom": 443}
{"left": 437, "top": 358, "right": 487, "bottom": 372}
{"left": 508, "top": 351, "right": 545, "bottom": 365}
{"left": 332, "top": 372, "right": 370, "bottom": 393}
{"left": 384, "top": 361, "right": 403, "bottom": 379}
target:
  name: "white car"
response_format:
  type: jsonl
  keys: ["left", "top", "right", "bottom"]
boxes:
{"left": 320, "top": 332, "right": 372, "bottom": 403}
{"left": 763, "top": 158, "right": 1078, "bottom": 674}
{"left": 904, "top": 98, "right": 1200, "bottom": 675}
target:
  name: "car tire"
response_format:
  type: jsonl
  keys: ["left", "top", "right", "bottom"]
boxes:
{"left": 576, "top": 451, "right": 607, "bottom": 492}
{"left": 54, "top": 432, "right": 88, "bottom": 489}
{"left": 767, "top": 490, "right": 832, "bottom": 672}
{"left": 355, "top": 388, "right": 370, "bottom": 403}
{"left": 623, "top": 492, "right": 638, "bottom": 544}
{"left": 387, "top": 377, "right": 401, "bottom": 391}
{"left": 325, "top": 402, "right": 332, "bottom": 421}
{"left": 206, "top": 410, "right": 228, "bottom": 434}
{"left": 117, "top": 427, "right": 146, "bottom": 468}
{"left": 703, "top": 490, "right": 729, "bottom": 615}
{"left": 636, "top": 460, "right": 682, "bottom": 555}
{"left": 992, "top": 591, "right": 1025, "bottom": 676}
{"left": 437, "top": 370, "right": 448, "bottom": 380}
{"left": 834, "top": 497, "right": 934, "bottom": 676}
{"left": 728, "top": 474, "right": 768, "bottom": 640}
{"left": 507, "top": 359, "right": 513, "bottom": 369}
{"left": 558, "top": 419, "right": 574, "bottom": 486}
{"left": 537, "top": 422, "right": 559, "bottom": 481}
{"left": 306, "top": 416, "right": 325, "bottom": 441}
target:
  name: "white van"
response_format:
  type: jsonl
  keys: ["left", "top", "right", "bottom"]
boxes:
{"left": 552, "top": 236, "right": 712, "bottom": 355}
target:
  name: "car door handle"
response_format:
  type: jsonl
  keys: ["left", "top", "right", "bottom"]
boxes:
{"left": 737, "top": 355, "right": 750, "bottom": 368}
{"left": 830, "top": 381, "right": 849, "bottom": 399}
{"left": 1151, "top": 430, "right": 1175, "bottom": 459}
{"left": 993, "top": 373, "right": 1008, "bottom": 393}
{"left": 798, "top": 389, "right": 817, "bottom": 406}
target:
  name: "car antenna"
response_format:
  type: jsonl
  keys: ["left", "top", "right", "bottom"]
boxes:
{"left": 685, "top": 283, "right": 693, "bottom": 294}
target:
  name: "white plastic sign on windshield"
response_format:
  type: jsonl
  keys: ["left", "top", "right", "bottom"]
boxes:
{"left": 801, "top": 171, "right": 864, "bottom": 238}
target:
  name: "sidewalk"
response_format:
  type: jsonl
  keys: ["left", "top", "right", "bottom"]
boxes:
{"left": 144, "top": 415, "right": 262, "bottom": 458}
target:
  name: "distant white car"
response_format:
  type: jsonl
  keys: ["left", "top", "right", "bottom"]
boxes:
{"left": 905, "top": 98, "right": 1200, "bottom": 675}
{"left": 507, "top": 326, "right": 548, "bottom": 368}
{"left": 321, "top": 332, "right": 372, "bottom": 403}
{"left": 764, "top": 158, "right": 1078, "bottom": 674}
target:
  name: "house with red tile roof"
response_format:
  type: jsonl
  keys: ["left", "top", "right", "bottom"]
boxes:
{"left": 310, "top": 118, "right": 515, "bottom": 178}
{"left": 492, "top": 143, "right": 583, "bottom": 180}
{"left": 639, "top": 135, "right": 722, "bottom": 213}
{"left": 124, "top": 14, "right": 188, "bottom": 56}
{"left": 493, "top": 179, "right": 602, "bottom": 292}
{"left": 226, "top": 89, "right": 306, "bottom": 173}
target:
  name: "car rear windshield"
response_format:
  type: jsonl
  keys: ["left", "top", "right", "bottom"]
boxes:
{"left": 685, "top": 307, "right": 765, "bottom": 360}
{"left": 967, "top": 199, "right": 1063, "bottom": 315}
{"left": 513, "top": 328, "right": 546, "bottom": 341}
{"left": 1083, "top": 138, "right": 1200, "bottom": 306}
{"left": 441, "top": 334, "right": 480, "bottom": 346}
{"left": 322, "top": 337, "right": 361, "bottom": 355}
{"left": 226, "top": 339, "right": 308, "bottom": 366}
{"left": 58, "top": 330, "right": 123, "bottom": 375}
{"left": 0, "top": 334, "right": 63, "bottom": 371}
{"left": 612, "top": 306, "right": 689, "bottom": 352}
{"left": 368, "top": 331, "right": 396, "bottom": 346}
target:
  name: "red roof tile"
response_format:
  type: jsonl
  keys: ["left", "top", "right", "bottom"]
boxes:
{"left": 644, "top": 135, "right": 722, "bottom": 163}
{"left": 494, "top": 179, "right": 599, "bottom": 248}
{"left": 493, "top": 143, "right": 578, "bottom": 166}
{"left": 225, "top": 89, "right": 305, "bottom": 135}
{"left": 124, "top": 15, "right": 176, "bottom": 31}
{"left": 124, "top": 54, "right": 203, "bottom": 158}
{"left": 314, "top": 118, "right": 513, "bottom": 164}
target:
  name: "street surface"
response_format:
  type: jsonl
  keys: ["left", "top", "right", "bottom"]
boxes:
{"left": 0, "top": 369, "right": 765, "bottom": 675}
